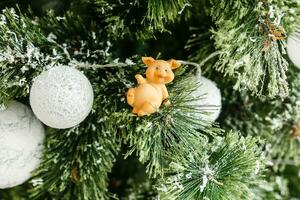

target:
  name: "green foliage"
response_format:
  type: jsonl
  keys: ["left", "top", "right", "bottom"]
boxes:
{"left": 68, "top": 0, "right": 189, "bottom": 40}
{"left": 147, "top": 0, "right": 190, "bottom": 29}
{"left": 185, "top": 0, "right": 216, "bottom": 72}
{"left": 157, "top": 132, "right": 264, "bottom": 200}
{"left": 121, "top": 179, "right": 157, "bottom": 200}
{"left": 251, "top": 173, "right": 290, "bottom": 200}
{"left": 120, "top": 165, "right": 158, "bottom": 200}
{"left": 0, "top": 8, "right": 68, "bottom": 106}
{"left": 0, "top": 0, "right": 299, "bottom": 199}
{"left": 29, "top": 119, "right": 120, "bottom": 200}
{"left": 0, "top": 185, "right": 29, "bottom": 200}
{"left": 221, "top": 66, "right": 300, "bottom": 171}
{"left": 108, "top": 151, "right": 158, "bottom": 200}
{"left": 81, "top": 0, "right": 155, "bottom": 39}
{"left": 209, "top": 0, "right": 300, "bottom": 98}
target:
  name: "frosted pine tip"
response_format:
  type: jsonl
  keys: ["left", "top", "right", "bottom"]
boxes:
{"left": 291, "top": 123, "right": 300, "bottom": 137}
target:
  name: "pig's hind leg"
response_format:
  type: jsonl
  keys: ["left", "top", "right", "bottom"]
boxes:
{"left": 137, "top": 101, "right": 157, "bottom": 116}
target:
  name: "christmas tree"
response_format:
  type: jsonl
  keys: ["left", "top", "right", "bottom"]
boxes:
{"left": 0, "top": 0, "right": 299, "bottom": 199}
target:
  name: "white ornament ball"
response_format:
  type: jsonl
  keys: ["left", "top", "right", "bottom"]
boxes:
{"left": 30, "top": 66, "right": 94, "bottom": 129}
{"left": 191, "top": 76, "right": 222, "bottom": 121}
{"left": 0, "top": 101, "right": 44, "bottom": 188}
{"left": 287, "top": 34, "right": 300, "bottom": 69}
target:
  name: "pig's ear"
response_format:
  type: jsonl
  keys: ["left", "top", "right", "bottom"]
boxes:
{"left": 168, "top": 59, "right": 181, "bottom": 70}
{"left": 142, "top": 57, "right": 155, "bottom": 66}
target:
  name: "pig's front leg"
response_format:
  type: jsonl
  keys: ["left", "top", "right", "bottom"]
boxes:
{"left": 135, "top": 74, "right": 146, "bottom": 84}
{"left": 162, "top": 85, "right": 171, "bottom": 106}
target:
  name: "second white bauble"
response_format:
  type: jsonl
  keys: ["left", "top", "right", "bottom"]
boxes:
{"left": 190, "top": 76, "right": 222, "bottom": 121}
{"left": 0, "top": 101, "right": 44, "bottom": 189}
{"left": 30, "top": 66, "right": 94, "bottom": 129}
{"left": 287, "top": 34, "right": 300, "bottom": 69}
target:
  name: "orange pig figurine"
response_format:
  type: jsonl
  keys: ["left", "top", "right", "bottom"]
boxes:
{"left": 127, "top": 57, "right": 181, "bottom": 116}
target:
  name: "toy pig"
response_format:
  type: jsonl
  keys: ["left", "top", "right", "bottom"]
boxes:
{"left": 127, "top": 57, "right": 181, "bottom": 116}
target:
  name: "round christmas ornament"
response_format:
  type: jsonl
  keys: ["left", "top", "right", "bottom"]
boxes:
{"left": 287, "top": 34, "right": 300, "bottom": 69}
{"left": 30, "top": 66, "right": 94, "bottom": 129}
{"left": 191, "top": 76, "right": 222, "bottom": 121}
{"left": 127, "top": 57, "right": 181, "bottom": 116}
{"left": 0, "top": 101, "right": 44, "bottom": 189}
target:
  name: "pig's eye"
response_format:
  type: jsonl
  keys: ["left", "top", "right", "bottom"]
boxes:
{"left": 155, "top": 66, "right": 159, "bottom": 70}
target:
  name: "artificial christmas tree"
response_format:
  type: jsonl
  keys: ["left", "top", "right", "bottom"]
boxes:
{"left": 0, "top": 0, "right": 299, "bottom": 200}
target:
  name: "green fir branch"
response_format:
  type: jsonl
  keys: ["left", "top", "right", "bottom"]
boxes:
{"left": 69, "top": 0, "right": 169, "bottom": 39}
{"left": 209, "top": 0, "right": 300, "bottom": 98}
{"left": 147, "top": 0, "right": 191, "bottom": 29}
{"left": 221, "top": 66, "right": 300, "bottom": 171}
{"left": 29, "top": 115, "right": 120, "bottom": 200}
{"left": 250, "top": 172, "right": 290, "bottom": 200}
{"left": 157, "top": 132, "right": 264, "bottom": 200}
{"left": 0, "top": 8, "right": 69, "bottom": 106}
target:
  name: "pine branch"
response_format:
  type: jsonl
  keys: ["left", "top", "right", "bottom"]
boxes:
{"left": 251, "top": 173, "right": 290, "bottom": 200}
{"left": 147, "top": 0, "right": 191, "bottom": 29}
{"left": 122, "top": 179, "right": 157, "bottom": 200}
{"left": 252, "top": 165, "right": 300, "bottom": 199}
{"left": 69, "top": 0, "right": 192, "bottom": 37}
{"left": 0, "top": 185, "right": 29, "bottom": 200}
{"left": 221, "top": 66, "right": 300, "bottom": 171}
{"left": 29, "top": 116, "right": 120, "bottom": 200}
{"left": 68, "top": 0, "right": 163, "bottom": 39}
{"left": 185, "top": 0, "right": 216, "bottom": 73}
{"left": 209, "top": 0, "right": 300, "bottom": 98}
{"left": 120, "top": 164, "right": 158, "bottom": 200}
{"left": 157, "top": 132, "right": 264, "bottom": 200}
{"left": 0, "top": 8, "right": 69, "bottom": 106}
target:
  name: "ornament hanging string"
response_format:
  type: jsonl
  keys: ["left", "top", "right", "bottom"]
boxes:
{"left": 178, "top": 51, "right": 220, "bottom": 76}
{"left": 76, "top": 62, "right": 134, "bottom": 69}
{"left": 75, "top": 51, "right": 220, "bottom": 74}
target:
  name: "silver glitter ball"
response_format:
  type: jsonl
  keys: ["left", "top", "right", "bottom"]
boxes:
{"left": 0, "top": 101, "right": 44, "bottom": 188}
{"left": 30, "top": 66, "right": 94, "bottom": 129}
